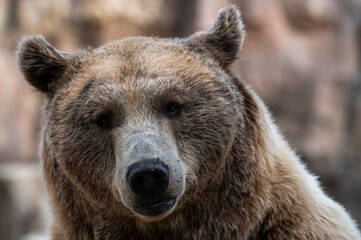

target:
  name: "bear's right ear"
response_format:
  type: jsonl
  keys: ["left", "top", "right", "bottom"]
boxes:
{"left": 16, "top": 35, "right": 69, "bottom": 96}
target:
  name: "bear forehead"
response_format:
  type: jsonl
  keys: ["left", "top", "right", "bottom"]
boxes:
{"left": 72, "top": 37, "right": 221, "bottom": 89}
{"left": 80, "top": 38, "right": 215, "bottom": 79}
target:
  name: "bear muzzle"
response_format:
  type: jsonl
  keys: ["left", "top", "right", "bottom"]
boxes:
{"left": 126, "top": 158, "right": 176, "bottom": 216}
{"left": 115, "top": 131, "right": 185, "bottom": 220}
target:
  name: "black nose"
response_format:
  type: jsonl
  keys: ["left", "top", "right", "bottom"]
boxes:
{"left": 126, "top": 159, "right": 169, "bottom": 197}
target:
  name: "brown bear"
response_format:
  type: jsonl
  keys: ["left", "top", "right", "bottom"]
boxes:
{"left": 16, "top": 5, "right": 360, "bottom": 240}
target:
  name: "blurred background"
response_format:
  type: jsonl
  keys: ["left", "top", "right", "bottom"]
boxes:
{"left": 0, "top": 0, "right": 360, "bottom": 239}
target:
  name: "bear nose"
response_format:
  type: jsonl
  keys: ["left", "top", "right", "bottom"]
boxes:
{"left": 126, "top": 158, "right": 169, "bottom": 197}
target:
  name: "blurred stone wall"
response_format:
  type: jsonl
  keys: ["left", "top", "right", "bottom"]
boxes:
{"left": 0, "top": 0, "right": 360, "bottom": 238}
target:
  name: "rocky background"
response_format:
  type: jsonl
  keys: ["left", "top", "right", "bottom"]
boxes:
{"left": 0, "top": 0, "right": 360, "bottom": 239}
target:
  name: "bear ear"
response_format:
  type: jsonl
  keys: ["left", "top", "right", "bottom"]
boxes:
{"left": 187, "top": 5, "right": 245, "bottom": 68}
{"left": 16, "top": 34, "right": 69, "bottom": 95}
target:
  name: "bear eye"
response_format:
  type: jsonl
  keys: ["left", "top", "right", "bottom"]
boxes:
{"left": 96, "top": 113, "right": 114, "bottom": 130}
{"left": 164, "top": 102, "right": 182, "bottom": 118}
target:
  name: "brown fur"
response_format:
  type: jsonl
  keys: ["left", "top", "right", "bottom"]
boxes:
{"left": 16, "top": 5, "right": 360, "bottom": 240}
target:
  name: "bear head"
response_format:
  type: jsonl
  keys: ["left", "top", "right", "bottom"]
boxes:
{"left": 16, "top": 5, "right": 245, "bottom": 222}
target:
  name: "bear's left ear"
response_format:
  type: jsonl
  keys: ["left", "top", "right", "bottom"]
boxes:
{"left": 16, "top": 34, "right": 70, "bottom": 96}
{"left": 186, "top": 5, "right": 245, "bottom": 68}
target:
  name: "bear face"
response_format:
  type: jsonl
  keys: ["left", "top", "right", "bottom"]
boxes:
{"left": 17, "top": 6, "right": 245, "bottom": 222}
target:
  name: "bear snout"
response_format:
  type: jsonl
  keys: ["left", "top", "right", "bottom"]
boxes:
{"left": 126, "top": 158, "right": 170, "bottom": 197}
{"left": 115, "top": 131, "right": 185, "bottom": 219}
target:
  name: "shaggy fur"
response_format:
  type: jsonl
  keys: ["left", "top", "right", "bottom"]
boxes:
{"left": 16, "top": 5, "right": 360, "bottom": 240}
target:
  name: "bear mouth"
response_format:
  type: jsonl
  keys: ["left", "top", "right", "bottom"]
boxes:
{"left": 133, "top": 198, "right": 176, "bottom": 217}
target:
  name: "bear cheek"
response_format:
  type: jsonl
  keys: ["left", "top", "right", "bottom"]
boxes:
{"left": 178, "top": 102, "right": 237, "bottom": 186}
{"left": 49, "top": 116, "right": 117, "bottom": 205}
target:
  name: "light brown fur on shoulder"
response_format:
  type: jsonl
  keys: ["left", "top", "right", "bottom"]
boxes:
{"left": 16, "top": 5, "right": 360, "bottom": 240}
